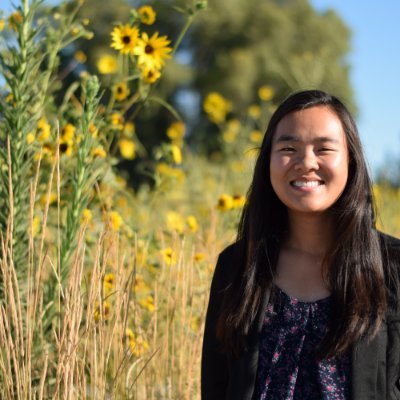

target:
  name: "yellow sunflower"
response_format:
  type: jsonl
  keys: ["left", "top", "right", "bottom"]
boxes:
{"left": 171, "top": 144, "right": 182, "bottom": 164}
{"left": 59, "top": 139, "right": 74, "bottom": 157}
{"left": 250, "top": 129, "right": 263, "bottom": 143}
{"left": 97, "top": 54, "right": 118, "bottom": 74}
{"left": 166, "top": 121, "right": 185, "bottom": 140}
{"left": 258, "top": 85, "right": 274, "bottom": 102}
{"left": 217, "top": 194, "right": 234, "bottom": 211}
{"left": 113, "top": 82, "right": 130, "bottom": 101}
{"left": 61, "top": 123, "right": 76, "bottom": 141}
{"left": 118, "top": 139, "right": 136, "bottom": 159}
{"left": 91, "top": 146, "right": 107, "bottom": 158}
{"left": 186, "top": 215, "right": 198, "bottom": 233}
{"left": 141, "top": 65, "right": 161, "bottom": 84}
{"left": 138, "top": 5, "right": 156, "bottom": 25}
{"left": 161, "top": 247, "right": 177, "bottom": 265}
{"left": 80, "top": 208, "right": 92, "bottom": 225}
{"left": 109, "top": 211, "right": 123, "bottom": 231}
{"left": 134, "top": 32, "right": 172, "bottom": 70}
{"left": 37, "top": 118, "right": 51, "bottom": 142}
{"left": 203, "top": 92, "right": 232, "bottom": 124}
{"left": 26, "top": 133, "right": 35, "bottom": 144}
{"left": 111, "top": 24, "right": 139, "bottom": 55}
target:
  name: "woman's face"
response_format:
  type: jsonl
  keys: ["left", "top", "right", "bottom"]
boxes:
{"left": 270, "top": 106, "right": 349, "bottom": 216}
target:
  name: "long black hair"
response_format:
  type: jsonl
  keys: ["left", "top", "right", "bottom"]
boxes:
{"left": 217, "top": 89, "right": 387, "bottom": 358}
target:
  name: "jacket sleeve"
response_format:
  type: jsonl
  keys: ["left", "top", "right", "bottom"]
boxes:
{"left": 201, "top": 249, "right": 232, "bottom": 400}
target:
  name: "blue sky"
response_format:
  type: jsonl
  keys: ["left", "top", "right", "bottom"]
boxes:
{"left": 310, "top": 0, "right": 400, "bottom": 175}
{"left": 1, "top": 0, "right": 400, "bottom": 175}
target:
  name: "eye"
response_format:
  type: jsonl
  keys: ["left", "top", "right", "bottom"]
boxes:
{"left": 279, "top": 147, "right": 295, "bottom": 152}
{"left": 318, "top": 147, "right": 335, "bottom": 153}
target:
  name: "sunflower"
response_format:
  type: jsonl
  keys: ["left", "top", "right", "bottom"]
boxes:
{"left": 160, "top": 247, "right": 177, "bottom": 265}
{"left": 103, "top": 273, "right": 115, "bottom": 294}
{"left": 134, "top": 32, "right": 172, "bottom": 70}
{"left": 37, "top": 118, "right": 51, "bottom": 142}
{"left": 110, "top": 112, "right": 124, "bottom": 130}
{"left": 171, "top": 144, "right": 182, "bottom": 164}
{"left": 166, "top": 121, "right": 185, "bottom": 140}
{"left": 97, "top": 54, "right": 118, "bottom": 74}
{"left": 113, "top": 82, "right": 130, "bottom": 101}
{"left": 217, "top": 194, "right": 234, "bottom": 211}
{"left": 141, "top": 65, "right": 161, "bottom": 84}
{"left": 138, "top": 5, "right": 156, "bottom": 25}
{"left": 258, "top": 85, "right": 274, "bottom": 102}
{"left": 80, "top": 208, "right": 93, "bottom": 225}
{"left": 109, "top": 211, "right": 123, "bottom": 231}
{"left": 91, "top": 146, "right": 107, "bottom": 158}
{"left": 59, "top": 139, "right": 74, "bottom": 157}
{"left": 61, "top": 123, "right": 76, "bottom": 141}
{"left": 250, "top": 129, "right": 263, "bottom": 143}
{"left": 247, "top": 104, "right": 261, "bottom": 119}
{"left": 118, "top": 139, "right": 136, "bottom": 159}
{"left": 111, "top": 24, "right": 139, "bottom": 55}
{"left": 203, "top": 92, "right": 232, "bottom": 124}
{"left": 186, "top": 215, "right": 199, "bottom": 233}
{"left": 165, "top": 211, "right": 184, "bottom": 233}
{"left": 139, "top": 296, "right": 155, "bottom": 312}
{"left": 26, "top": 133, "right": 35, "bottom": 144}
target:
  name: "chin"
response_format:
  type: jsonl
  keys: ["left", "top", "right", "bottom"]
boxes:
{"left": 287, "top": 203, "right": 331, "bottom": 215}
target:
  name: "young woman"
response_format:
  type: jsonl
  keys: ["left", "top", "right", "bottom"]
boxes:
{"left": 201, "top": 90, "right": 400, "bottom": 400}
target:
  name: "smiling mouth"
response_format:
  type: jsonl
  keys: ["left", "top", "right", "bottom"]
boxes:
{"left": 290, "top": 180, "right": 325, "bottom": 188}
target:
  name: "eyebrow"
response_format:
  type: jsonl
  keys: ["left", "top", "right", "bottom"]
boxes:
{"left": 275, "top": 134, "right": 340, "bottom": 144}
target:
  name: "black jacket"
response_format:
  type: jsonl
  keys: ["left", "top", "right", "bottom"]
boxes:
{"left": 201, "top": 232, "right": 400, "bottom": 400}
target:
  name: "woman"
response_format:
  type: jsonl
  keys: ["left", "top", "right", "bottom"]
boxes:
{"left": 201, "top": 90, "right": 400, "bottom": 400}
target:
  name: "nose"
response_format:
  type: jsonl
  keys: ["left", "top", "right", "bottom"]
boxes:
{"left": 294, "top": 149, "right": 319, "bottom": 172}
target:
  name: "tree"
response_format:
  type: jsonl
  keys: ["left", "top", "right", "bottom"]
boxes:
{"left": 74, "top": 0, "right": 355, "bottom": 155}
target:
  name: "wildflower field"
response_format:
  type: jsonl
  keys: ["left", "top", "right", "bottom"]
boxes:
{"left": 0, "top": 0, "right": 399, "bottom": 399}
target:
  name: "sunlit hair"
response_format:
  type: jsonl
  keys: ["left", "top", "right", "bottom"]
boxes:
{"left": 217, "top": 89, "right": 387, "bottom": 358}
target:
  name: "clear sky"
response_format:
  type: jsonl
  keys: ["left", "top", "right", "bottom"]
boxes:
{"left": 310, "top": 0, "right": 400, "bottom": 176}
{"left": 1, "top": 0, "right": 400, "bottom": 175}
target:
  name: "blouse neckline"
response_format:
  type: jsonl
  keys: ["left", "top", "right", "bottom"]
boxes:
{"left": 273, "top": 284, "right": 331, "bottom": 305}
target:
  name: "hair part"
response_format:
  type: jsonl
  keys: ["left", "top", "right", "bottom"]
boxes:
{"left": 217, "top": 89, "right": 387, "bottom": 359}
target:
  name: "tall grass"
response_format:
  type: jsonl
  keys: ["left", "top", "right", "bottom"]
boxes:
{"left": 0, "top": 157, "right": 211, "bottom": 398}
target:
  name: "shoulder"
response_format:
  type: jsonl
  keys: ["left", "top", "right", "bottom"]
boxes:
{"left": 378, "top": 230, "right": 400, "bottom": 262}
{"left": 377, "top": 231, "right": 400, "bottom": 314}
{"left": 211, "top": 240, "right": 244, "bottom": 291}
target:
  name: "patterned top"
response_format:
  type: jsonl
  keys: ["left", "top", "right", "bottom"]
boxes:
{"left": 252, "top": 286, "right": 350, "bottom": 400}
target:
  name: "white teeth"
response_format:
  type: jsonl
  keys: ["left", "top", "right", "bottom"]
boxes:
{"left": 292, "top": 181, "right": 321, "bottom": 187}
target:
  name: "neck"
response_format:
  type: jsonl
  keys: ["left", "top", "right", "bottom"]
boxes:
{"left": 285, "top": 211, "right": 334, "bottom": 256}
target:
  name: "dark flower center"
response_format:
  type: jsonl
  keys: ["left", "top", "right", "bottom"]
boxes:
{"left": 145, "top": 44, "right": 154, "bottom": 54}
{"left": 59, "top": 143, "right": 68, "bottom": 153}
{"left": 122, "top": 35, "right": 131, "bottom": 44}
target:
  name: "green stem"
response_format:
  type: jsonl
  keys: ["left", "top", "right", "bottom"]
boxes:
{"left": 172, "top": 14, "right": 194, "bottom": 56}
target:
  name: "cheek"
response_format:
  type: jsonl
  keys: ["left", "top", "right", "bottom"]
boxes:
{"left": 326, "top": 155, "right": 349, "bottom": 187}
{"left": 270, "top": 154, "right": 290, "bottom": 175}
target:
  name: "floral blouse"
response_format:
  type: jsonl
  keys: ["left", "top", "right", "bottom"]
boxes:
{"left": 252, "top": 286, "right": 350, "bottom": 400}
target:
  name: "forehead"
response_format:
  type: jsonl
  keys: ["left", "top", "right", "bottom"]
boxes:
{"left": 273, "top": 106, "right": 346, "bottom": 144}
